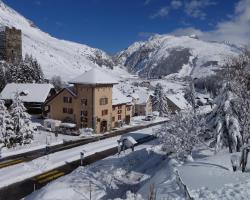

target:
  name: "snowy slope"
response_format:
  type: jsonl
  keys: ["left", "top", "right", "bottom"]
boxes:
{"left": 116, "top": 34, "right": 240, "bottom": 78}
{"left": 0, "top": 1, "right": 117, "bottom": 80}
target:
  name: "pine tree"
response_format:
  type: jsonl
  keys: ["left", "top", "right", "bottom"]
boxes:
{"left": 9, "top": 93, "right": 34, "bottom": 145}
{"left": 208, "top": 84, "right": 242, "bottom": 153}
{"left": 4, "top": 54, "right": 44, "bottom": 84}
{"left": 0, "top": 61, "right": 9, "bottom": 92}
{"left": 185, "top": 80, "right": 196, "bottom": 113}
{"left": 0, "top": 100, "right": 15, "bottom": 147}
{"left": 152, "top": 83, "right": 169, "bottom": 117}
{"left": 0, "top": 100, "right": 7, "bottom": 143}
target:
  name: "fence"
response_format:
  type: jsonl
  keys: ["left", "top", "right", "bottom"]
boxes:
{"left": 175, "top": 170, "right": 194, "bottom": 200}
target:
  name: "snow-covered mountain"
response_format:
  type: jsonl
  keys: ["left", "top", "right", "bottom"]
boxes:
{"left": 0, "top": 1, "right": 116, "bottom": 80}
{"left": 115, "top": 34, "right": 240, "bottom": 78}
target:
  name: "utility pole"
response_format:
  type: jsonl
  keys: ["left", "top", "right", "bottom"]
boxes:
{"left": 89, "top": 180, "right": 92, "bottom": 200}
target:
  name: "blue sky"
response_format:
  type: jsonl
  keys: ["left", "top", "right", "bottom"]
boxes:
{"left": 2, "top": 0, "right": 245, "bottom": 54}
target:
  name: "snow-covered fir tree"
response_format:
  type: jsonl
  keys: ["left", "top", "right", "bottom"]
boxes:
{"left": 208, "top": 84, "right": 242, "bottom": 153}
{"left": 0, "top": 100, "right": 7, "bottom": 143}
{"left": 152, "top": 83, "right": 169, "bottom": 117}
{"left": 207, "top": 50, "right": 250, "bottom": 153}
{"left": 0, "top": 54, "right": 45, "bottom": 92}
{"left": 0, "top": 61, "right": 9, "bottom": 91}
{"left": 0, "top": 100, "right": 15, "bottom": 147}
{"left": 226, "top": 50, "right": 250, "bottom": 145}
{"left": 9, "top": 93, "right": 34, "bottom": 145}
{"left": 7, "top": 54, "right": 44, "bottom": 83}
{"left": 185, "top": 80, "right": 196, "bottom": 112}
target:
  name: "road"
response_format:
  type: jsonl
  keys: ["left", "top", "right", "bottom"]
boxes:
{"left": 0, "top": 125, "right": 159, "bottom": 200}
{"left": 0, "top": 120, "right": 166, "bottom": 169}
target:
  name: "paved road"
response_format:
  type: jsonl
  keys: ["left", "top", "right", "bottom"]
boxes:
{"left": 0, "top": 120, "right": 166, "bottom": 169}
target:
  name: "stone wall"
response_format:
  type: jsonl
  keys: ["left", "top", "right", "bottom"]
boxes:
{"left": 0, "top": 26, "right": 22, "bottom": 63}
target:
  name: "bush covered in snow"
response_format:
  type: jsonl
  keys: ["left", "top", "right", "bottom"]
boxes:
{"left": 156, "top": 111, "right": 205, "bottom": 159}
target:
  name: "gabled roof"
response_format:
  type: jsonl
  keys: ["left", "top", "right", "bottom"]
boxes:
{"left": 69, "top": 68, "right": 118, "bottom": 85}
{"left": 0, "top": 83, "right": 54, "bottom": 103}
{"left": 112, "top": 87, "right": 132, "bottom": 106}
{"left": 45, "top": 87, "right": 76, "bottom": 105}
{"left": 166, "top": 93, "right": 190, "bottom": 110}
{"left": 129, "top": 91, "right": 153, "bottom": 105}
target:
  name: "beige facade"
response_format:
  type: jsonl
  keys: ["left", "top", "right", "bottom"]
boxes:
{"left": 112, "top": 104, "right": 132, "bottom": 128}
{"left": 46, "top": 84, "right": 116, "bottom": 133}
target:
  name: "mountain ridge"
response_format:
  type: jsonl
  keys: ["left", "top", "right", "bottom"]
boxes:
{"left": 0, "top": 1, "right": 241, "bottom": 81}
{"left": 115, "top": 34, "right": 240, "bottom": 79}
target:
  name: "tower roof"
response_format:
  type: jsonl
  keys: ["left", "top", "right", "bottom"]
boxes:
{"left": 69, "top": 68, "right": 118, "bottom": 85}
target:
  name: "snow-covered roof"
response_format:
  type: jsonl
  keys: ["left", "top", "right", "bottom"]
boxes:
{"left": 0, "top": 83, "right": 54, "bottom": 103}
{"left": 69, "top": 68, "right": 118, "bottom": 85}
{"left": 166, "top": 93, "right": 190, "bottom": 110}
{"left": 128, "top": 93, "right": 139, "bottom": 100}
{"left": 112, "top": 87, "right": 132, "bottom": 106}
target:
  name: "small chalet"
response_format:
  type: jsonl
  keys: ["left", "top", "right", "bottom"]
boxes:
{"left": 128, "top": 92, "right": 153, "bottom": 116}
{"left": 0, "top": 83, "right": 55, "bottom": 113}
{"left": 166, "top": 93, "right": 190, "bottom": 113}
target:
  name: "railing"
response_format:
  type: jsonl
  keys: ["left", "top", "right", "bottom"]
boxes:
{"left": 175, "top": 170, "right": 194, "bottom": 200}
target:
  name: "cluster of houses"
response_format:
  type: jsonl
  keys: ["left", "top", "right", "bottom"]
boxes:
{"left": 0, "top": 26, "right": 187, "bottom": 134}
{"left": 0, "top": 68, "right": 156, "bottom": 134}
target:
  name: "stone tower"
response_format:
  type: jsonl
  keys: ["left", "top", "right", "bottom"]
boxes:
{"left": 0, "top": 26, "right": 22, "bottom": 63}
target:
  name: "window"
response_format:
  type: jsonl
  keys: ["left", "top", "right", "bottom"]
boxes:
{"left": 112, "top": 117, "right": 115, "bottom": 122}
{"left": 102, "top": 109, "right": 108, "bottom": 116}
{"left": 100, "top": 97, "right": 108, "bottom": 105}
{"left": 63, "top": 97, "right": 72, "bottom": 103}
{"left": 81, "top": 111, "right": 88, "bottom": 116}
{"left": 63, "top": 108, "right": 67, "bottom": 113}
{"left": 127, "top": 106, "right": 131, "bottom": 111}
{"left": 118, "top": 110, "right": 122, "bottom": 114}
{"left": 112, "top": 106, "right": 115, "bottom": 111}
{"left": 118, "top": 115, "right": 121, "bottom": 120}
{"left": 81, "top": 99, "right": 88, "bottom": 106}
{"left": 63, "top": 108, "right": 73, "bottom": 114}
{"left": 118, "top": 105, "right": 122, "bottom": 109}
{"left": 81, "top": 117, "right": 88, "bottom": 123}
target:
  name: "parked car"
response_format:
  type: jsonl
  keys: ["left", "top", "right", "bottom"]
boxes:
{"left": 143, "top": 115, "right": 155, "bottom": 121}
{"left": 79, "top": 128, "right": 94, "bottom": 136}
